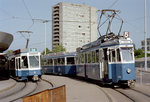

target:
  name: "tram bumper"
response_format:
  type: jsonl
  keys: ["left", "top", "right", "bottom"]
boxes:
{"left": 32, "top": 75, "right": 39, "bottom": 81}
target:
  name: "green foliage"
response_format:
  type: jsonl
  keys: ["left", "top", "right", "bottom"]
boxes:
{"left": 52, "top": 44, "right": 66, "bottom": 53}
{"left": 41, "top": 48, "right": 53, "bottom": 55}
{"left": 134, "top": 49, "right": 150, "bottom": 58}
{"left": 7, "top": 50, "right": 13, "bottom": 54}
{"left": 42, "top": 44, "right": 66, "bottom": 55}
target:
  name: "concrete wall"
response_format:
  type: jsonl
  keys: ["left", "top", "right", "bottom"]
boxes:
{"left": 52, "top": 2, "right": 97, "bottom": 52}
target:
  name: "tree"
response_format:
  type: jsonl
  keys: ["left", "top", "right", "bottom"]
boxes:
{"left": 134, "top": 49, "right": 144, "bottom": 58}
{"left": 41, "top": 44, "right": 66, "bottom": 55}
{"left": 52, "top": 44, "right": 66, "bottom": 53}
{"left": 7, "top": 50, "right": 13, "bottom": 54}
{"left": 41, "top": 48, "right": 52, "bottom": 55}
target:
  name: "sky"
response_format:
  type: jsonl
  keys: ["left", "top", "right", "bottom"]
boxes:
{"left": 0, "top": 0, "right": 150, "bottom": 52}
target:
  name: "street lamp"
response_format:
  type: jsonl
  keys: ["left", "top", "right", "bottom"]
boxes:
{"left": 144, "top": 0, "right": 147, "bottom": 71}
{"left": 43, "top": 20, "right": 49, "bottom": 55}
{"left": 32, "top": 19, "right": 50, "bottom": 55}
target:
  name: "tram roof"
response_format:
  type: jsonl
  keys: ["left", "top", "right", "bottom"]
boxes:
{"left": 77, "top": 36, "right": 133, "bottom": 52}
{"left": 42, "top": 52, "right": 76, "bottom": 59}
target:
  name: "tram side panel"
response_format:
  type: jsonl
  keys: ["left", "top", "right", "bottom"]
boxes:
{"left": 54, "top": 65, "right": 76, "bottom": 75}
{"left": 76, "top": 64, "right": 86, "bottom": 77}
{"left": 86, "top": 63, "right": 100, "bottom": 80}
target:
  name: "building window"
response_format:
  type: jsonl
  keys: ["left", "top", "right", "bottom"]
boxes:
{"left": 78, "top": 25, "right": 81, "bottom": 28}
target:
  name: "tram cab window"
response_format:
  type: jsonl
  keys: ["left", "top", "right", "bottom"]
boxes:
{"left": 67, "top": 57, "right": 75, "bottom": 64}
{"left": 121, "top": 48, "right": 133, "bottom": 62}
{"left": 29, "top": 56, "right": 39, "bottom": 68}
{"left": 21, "top": 56, "right": 28, "bottom": 68}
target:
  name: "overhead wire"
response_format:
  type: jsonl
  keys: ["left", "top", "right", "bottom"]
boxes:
{"left": 108, "top": 0, "right": 119, "bottom": 9}
{"left": 22, "top": 0, "right": 34, "bottom": 30}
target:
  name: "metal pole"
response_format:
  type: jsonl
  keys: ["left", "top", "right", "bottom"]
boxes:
{"left": 144, "top": 0, "right": 147, "bottom": 71}
{"left": 44, "top": 22, "right": 47, "bottom": 55}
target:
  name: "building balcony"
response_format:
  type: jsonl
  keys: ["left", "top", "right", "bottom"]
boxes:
{"left": 53, "top": 13, "right": 59, "bottom": 16}
{"left": 53, "top": 6, "right": 59, "bottom": 10}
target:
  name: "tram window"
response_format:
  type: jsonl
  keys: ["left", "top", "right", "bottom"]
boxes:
{"left": 88, "top": 52, "right": 92, "bottom": 63}
{"left": 121, "top": 48, "right": 133, "bottom": 62}
{"left": 60, "top": 58, "right": 65, "bottom": 65}
{"left": 57, "top": 58, "right": 61, "bottom": 65}
{"left": 48, "top": 59, "right": 53, "bottom": 65}
{"left": 77, "top": 55, "right": 80, "bottom": 64}
{"left": 76, "top": 55, "right": 79, "bottom": 64}
{"left": 81, "top": 54, "right": 84, "bottom": 63}
{"left": 92, "top": 51, "right": 96, "bottom": 63}
{"left": 41, "top": 59, "right": 46, "bottom": 65}
{"left": 85, "top": 53, "right": 87, "bottom": 63}
{"left": 22, "top": 56, "right": 28, "bottom": 68}
{"left": 117, "top": 49, "right": 121, "bottom": 62}
{"left": 67, "top": 57, "right": 75, "bottom": 64}
{"left": 112, "top": 50, "right": 116, "bottom": 62}
{"left": 29, "top": 56, "right": 39, "bottom": 68}
{"left": 96, "top": 50, "right": 99, "bottom": 63}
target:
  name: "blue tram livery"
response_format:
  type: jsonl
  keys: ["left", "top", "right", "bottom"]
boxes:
{"left": 42, "top": 52, "right": 76, "bottom": 76}
{"left": 76, "top": 9, "right": 136, "bottom": 87}
{"left": 42, "top": 9, "right": 136, "bottom": 87}
{"left": 76, "top": 34, "right": 136, "bottom": 87}
{"left": 7, "top": 48, "right": 41, "bottom": 81}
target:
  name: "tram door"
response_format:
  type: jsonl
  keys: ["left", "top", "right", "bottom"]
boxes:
{"left": 15, "top": 57, "right": 21, "bottom": 76}
{"left": 102, "top": 48, "right": 109, "bottom": 80}
{"left": 99, "top": 49, "right": 104, "bottom": 79}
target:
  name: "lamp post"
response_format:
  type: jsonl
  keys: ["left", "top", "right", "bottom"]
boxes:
{"left": 43, "top": 20, "right": 49, "bottom": 55}
{"left": 32, "top": 19, "right": 50, "bottom": 55}
{"left": 144, "top": 0, "right": 147, "bottom": 71}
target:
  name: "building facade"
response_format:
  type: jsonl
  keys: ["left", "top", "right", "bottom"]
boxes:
{"left": 52, "top": 2, "right": 97, "bottom": 52}
{"left": 141, "top": 38, "right": 150, "bottom": 51}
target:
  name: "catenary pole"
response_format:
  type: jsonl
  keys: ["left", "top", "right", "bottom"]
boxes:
{"left": 144, "top": 0, "right": 147, "bottom": 71}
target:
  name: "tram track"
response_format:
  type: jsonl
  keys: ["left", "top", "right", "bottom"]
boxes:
{"left": 114, "top": 88, "right": 150, "bottom": 102}
{"left": 40, "top": 78, "right": 55, "bottom": 87}
{"left": 114, "top": 89, "right": 136, "bottom": 102}
{"left": 96, "top": 86, "right": 114, "bottom": 102}
{"left": 0, "top": 81, "right": 26, "bottom": 100}
{"left": 11, "top": 82, "right": 38, "bottom": 102}
{"left": 0, "top": 81, "right": 38, "bottom": 102}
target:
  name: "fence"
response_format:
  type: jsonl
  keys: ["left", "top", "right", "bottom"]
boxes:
{"left": 23, "top": 85, "right": 66, "bottom": 102}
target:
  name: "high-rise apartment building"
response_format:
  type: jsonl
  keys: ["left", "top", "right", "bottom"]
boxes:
{"left": 52, "top": 2, "right": 97, "bottom": 52}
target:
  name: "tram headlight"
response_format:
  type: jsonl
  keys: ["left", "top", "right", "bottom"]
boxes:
{"left": 126, "top": 68, "right": 131, "bottom": 74}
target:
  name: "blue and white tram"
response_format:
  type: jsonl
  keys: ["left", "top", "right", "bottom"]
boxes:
{"left": 76, "top": 34, "right": 136, "bottom": 87}
{"left": 8, "top": 48, "right": 41, "bottom": 81}
{"left": 42, "top": 52, "right": 76, "bottom": 76}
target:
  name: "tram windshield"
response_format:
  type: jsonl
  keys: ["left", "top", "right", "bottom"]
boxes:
{"left": 29, "top": 56, "right": 39, "bottom": 68}
{"left": 121, "top": 48, "right": 133, "bottom": 62}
